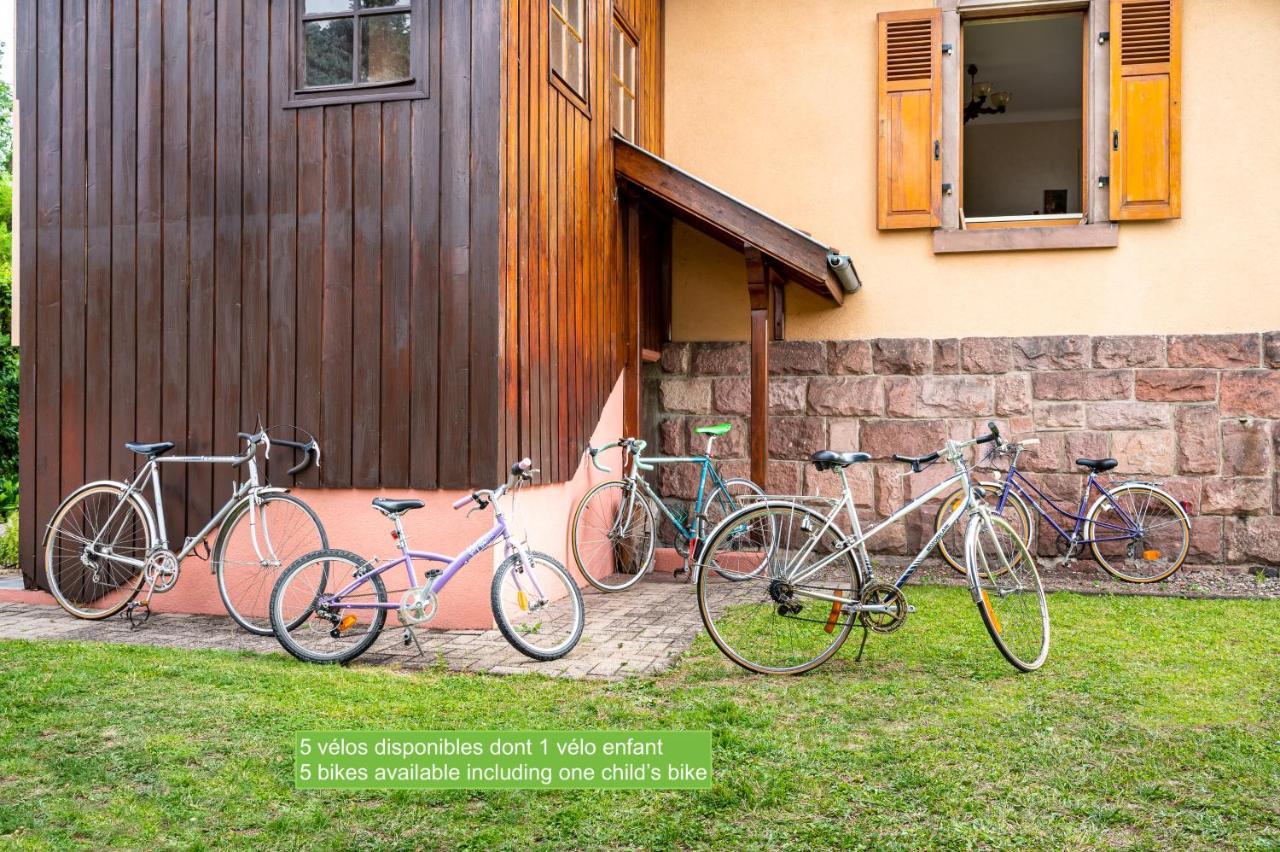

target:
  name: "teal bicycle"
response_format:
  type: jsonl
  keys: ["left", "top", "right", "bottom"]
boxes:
{"left": 572, "top": 425, "right": 765, "bottom": 591}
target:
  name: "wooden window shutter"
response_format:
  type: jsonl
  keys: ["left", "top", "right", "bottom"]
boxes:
{"left": 877, "top": 9, "right": 942, "bottom": 230}
{"left": 1110, "top": 0, "right": 1181, "bottom": 220}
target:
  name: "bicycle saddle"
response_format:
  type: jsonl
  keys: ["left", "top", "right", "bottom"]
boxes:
{"left": 125, "top": 441, "right": 175, "bottom": 457}
{"left": 372, "top": 497, "right": 426, "bottom": 515}
{"left": 694, "top": 423, "right": 733, "bottom": 436}
{"left": 810, "top": 450, "right": 870, "bottom": 471}
{"left": 1075, "top": 457, "right": 1118, "bottom": 472}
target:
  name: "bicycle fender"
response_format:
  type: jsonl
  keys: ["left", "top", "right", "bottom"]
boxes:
{"left": 40, "top": 480, "right": 160, "bottom": 558}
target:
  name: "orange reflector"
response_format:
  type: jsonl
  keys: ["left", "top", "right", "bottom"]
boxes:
{"left": 1143, "top": 549, "right": 1161, "bottom": 561}
{"left": 980, "top": 590, "right": 1003, "bottom": 634}
{"left": 337, "top": 614, "right": 358, "bottom": 633}
{"left": 517, "top": 590, "right": 529, "bottom": 612}
{"left": 824, "top": 590, "right": 844, "bottom": 634}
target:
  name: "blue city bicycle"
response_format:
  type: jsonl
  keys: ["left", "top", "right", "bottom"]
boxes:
{"left": 933, "top": 435, "right": 1192, "bottom": 582}
{"left": 572, "top": 425, "right": 765, "bottom": 590}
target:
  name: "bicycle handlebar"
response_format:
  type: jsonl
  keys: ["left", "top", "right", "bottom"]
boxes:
{"left": 588, "top": 438, "right": 649, "bottom": 474}
{"left": 894, "top": 422, "right": 1000, "bottom": 473}
{"left": 237, "top": 429, "right": 321, "bottom": 476}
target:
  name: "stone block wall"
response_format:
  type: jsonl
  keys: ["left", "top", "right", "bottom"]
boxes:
{"left": 649, "top": 333, "right": 1280, "bottom": 566}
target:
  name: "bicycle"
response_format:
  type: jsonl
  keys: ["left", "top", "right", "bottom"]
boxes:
{"left": 269, "top": 458, "right": 584, "bottom": 664}
{"left": 933, "top": 436, "right": 1191, "bottom": 583}
{"left": 42, "top": 427, "right": 325, "bottom": 632}
{"left": 695, "top": 423, "right": 1050, "bottom": 675}
{"left": 572, "top": 425, "right": 765, "bottom": 591}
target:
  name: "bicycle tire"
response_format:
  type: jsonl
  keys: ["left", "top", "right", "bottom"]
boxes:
{"left": 269, "top": 549, "right": 387, "bottom": 665}
{"left": 570, "top": 479, "right": 657, "bottom": 592}
{"left": 697, "top": 501, "right": 861, "bottom": 675}
{"left": 1085, "top": 482, "right": 1190, "bottom": 583}
{"left": 491, "top": 550, "right": 584, "bottom": 661}
{"left": 935, "top": 482, "right": 1034, "bottom": 575}
{"left": 213, "top": 492, "right": 328, "bottom": 635}
{"left": 43, "top": 483, "right": 153, "bottom": 620}
{"left": 965, "top": 514, "right": 1049, "bottom": 672}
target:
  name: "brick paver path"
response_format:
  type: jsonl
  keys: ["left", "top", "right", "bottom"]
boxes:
{"left": 0, "top": 576, "right": 703, "bottom": 680}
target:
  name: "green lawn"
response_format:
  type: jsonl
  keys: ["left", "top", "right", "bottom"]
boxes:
{"left": 2, "top": 587, "right": 1278, "bottom": 849}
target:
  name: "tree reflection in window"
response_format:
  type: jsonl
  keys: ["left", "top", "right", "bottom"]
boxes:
{"left": 301, "top": 0, "right": 413, "bottom": 90}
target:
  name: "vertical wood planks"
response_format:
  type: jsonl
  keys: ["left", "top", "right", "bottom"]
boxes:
{"left": 321, "top": 104, "right": 354, "bottom": 486}
{"left": 33, "top": 0, "right": 63, "bottom": 588}
{"left": 351, "top": 102, "right": 382, "bottom": 488}
{"left": 161, "top": 0, "right": 191, "bottom": 534}
{"left": 187, "top": 0, "right": 217, "bottom": 528}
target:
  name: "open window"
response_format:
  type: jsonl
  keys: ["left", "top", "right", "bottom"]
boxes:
{"left": 961, "top": 13, "right": 1086, "bottom": 229}
{"left": 876, "top": 1, "right": 1181, "bottom": 244}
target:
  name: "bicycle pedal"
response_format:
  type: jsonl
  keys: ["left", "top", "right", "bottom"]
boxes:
{"left": 123, "top": 602, "right": 152, "bottom": 630}
{"left": 424, "top": 569, "right": 442, "bottom": 580}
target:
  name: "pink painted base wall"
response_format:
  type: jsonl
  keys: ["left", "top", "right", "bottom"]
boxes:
{"left": 4, "top": 374, "right": 628, "bottom": 630}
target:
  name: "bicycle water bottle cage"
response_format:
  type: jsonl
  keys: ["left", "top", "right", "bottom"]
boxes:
{"left": 694, "top": 423, "right": 733, "bottom": 436}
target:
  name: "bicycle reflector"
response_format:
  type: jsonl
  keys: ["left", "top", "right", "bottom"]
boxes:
{"left": 517, "top": 590, "right": 529, "bottom": 612}
{"left": 980, "top": 590, "right": 1003, "bottom": 634}
{"left": 1143, "top": 550, "right": 1161, "bottom": 561}
{"left": 337, "top": 614, "right": 358, "bottom": 633}
{"left": 824, "top": 590, "right": 844, "bottom": 634}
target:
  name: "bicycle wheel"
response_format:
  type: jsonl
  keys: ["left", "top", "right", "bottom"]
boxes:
{"left": 44, "top": 484, "right": 153, "bottom": 619}
{"left": 935, "top": 482, "right": 1034, "bottom": 575}
{"left": 269, "top": 549, "right": 387, "bottom": 664}
{"left": 697, "top": 502, "right": 862, "bottom": 675}
{"left": 214, "top": 493, "right": 328, "bottom": 635}
{"left": 965, "top": 514, "right": 1049, "bottom": 672}
{"left": 570, "top": 479, "right": 656, "bottom": 592}
{"left": 1085, "top": 483, "right": 1190, "bottom": 583}
{"left": 491, "top": 550, "right": 584, "bottom": 661}
{"left": 701, "top": 477, "right": 773, "bottom": 581}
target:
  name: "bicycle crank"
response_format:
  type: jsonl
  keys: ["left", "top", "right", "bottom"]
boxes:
{"left": 398, "top": 586, "right": 439, "bottom": 626}
{"left": 144, "top": 549, "right": 181, "bottom": 593}
{"left": 857, "top": 582, "right": 909, "bottom": 634}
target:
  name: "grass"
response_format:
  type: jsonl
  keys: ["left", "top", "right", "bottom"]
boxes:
{"left": 1, "top": 586, "right": 1278, "bottom": 849}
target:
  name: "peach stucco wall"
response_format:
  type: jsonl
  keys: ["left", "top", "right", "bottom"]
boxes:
{"left": 664, "top": 0, "right": 1280, "bottom": 340}
{"left": 5, "top": 374, "right": 627, "bottom": 630}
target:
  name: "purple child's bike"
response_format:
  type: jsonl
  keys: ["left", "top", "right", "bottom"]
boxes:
{"left": 268, "top": 459, "right": 584, "bottom": 664}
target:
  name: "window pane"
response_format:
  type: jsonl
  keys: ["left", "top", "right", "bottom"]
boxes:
{"left": 304, "top": 0, "right": 353, "bottom": 13}
{"left": 360, "top": 0, "right": 409, "bottom": 7}
{"left": 304, "top": 18, "right": 355, "bottom": 86}
{"left": 360, "top": 12, "right": 411, "bottom": 83}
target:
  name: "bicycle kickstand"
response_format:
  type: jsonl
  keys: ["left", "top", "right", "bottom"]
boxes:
{"left": 403, "top": 626, "right": 425, "bottom": 657}
{"left": 853, "top": 626, "right": 870, "bottom": 663}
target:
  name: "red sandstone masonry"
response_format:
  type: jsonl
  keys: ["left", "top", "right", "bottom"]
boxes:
{"left": 651, "top": 333, "right": 1280, "bottom": 565}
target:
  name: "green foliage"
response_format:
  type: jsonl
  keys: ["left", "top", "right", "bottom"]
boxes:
{"left": 0, "top": 59, "right": 15, "bottom": 494}
{"left": 0, "top": 588, "right": 1277, "bottom": 847}
{"left": 0, "top": 511, "right": 16, "bottom": 567}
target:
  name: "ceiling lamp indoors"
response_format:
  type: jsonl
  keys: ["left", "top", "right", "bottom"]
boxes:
{"left": 964, "top": 64, "right": 1012, "bottom": 123}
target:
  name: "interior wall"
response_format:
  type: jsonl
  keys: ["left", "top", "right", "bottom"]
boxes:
{"left": 964, "top": 120, "right": 1083, "bottom": 217}
{"left": 663, "top": 0, "right": 1280, "bottom": 341}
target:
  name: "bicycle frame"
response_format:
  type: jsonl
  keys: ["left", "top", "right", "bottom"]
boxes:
{"left": 993, "top": 462, "right": 1143, "bottom": 547}
{"left": 82, "top": 443, "right": 276, "bottom": 570}
{"left": 779, "top": 466, "right": 977, "bottom": 607}
{"left": 622, "top": 452, "right": 728, "bottom": 542}
{"left": 320, "top": 500, "right": 548, "bottom": 612}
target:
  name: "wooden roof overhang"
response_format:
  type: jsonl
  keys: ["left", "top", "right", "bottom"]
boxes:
{"left": 613, "top": 138, "right": 847, "bottom": 305}
{"left": 613, "top": 138, "right": 860, "bottom": 488}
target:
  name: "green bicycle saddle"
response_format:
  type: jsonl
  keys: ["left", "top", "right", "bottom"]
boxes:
{"left": 694, "top": 423, "right": 733, "bottom": 436}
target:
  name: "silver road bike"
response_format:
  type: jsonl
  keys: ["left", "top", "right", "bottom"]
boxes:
{"left": 42, "top": 428, "right": 325, "bottom": 632}
{"left": 696, "top": 423, "right": 1050, "bottom": 675}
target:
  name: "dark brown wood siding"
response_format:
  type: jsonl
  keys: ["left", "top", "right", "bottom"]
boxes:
{"left": 500, "top": 0, "right": 665, "bottom": 483}
{"left": 16, "top": 0, "right": 502, "bottom": 588}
